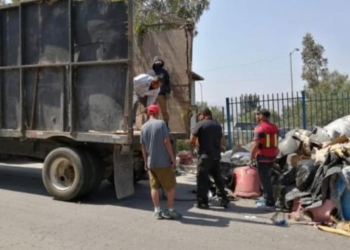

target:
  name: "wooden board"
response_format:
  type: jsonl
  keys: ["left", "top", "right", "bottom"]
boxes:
{"left": 133, "top": 28, "right": 192, "bottom": 135}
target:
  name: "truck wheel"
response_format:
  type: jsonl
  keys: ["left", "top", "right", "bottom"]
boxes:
{"left": 42, "top": 147, "right": 91, "bottom": 201}
{"left": 81, "top": 151, "right": 103, "bottom": 197}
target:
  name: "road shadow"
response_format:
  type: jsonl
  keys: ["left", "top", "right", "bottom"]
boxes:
{"left": 0, "top": 163, "right": 280, "bottom": 228}
{"left": 0, "top": 163, "right": 49, "bottom": 197}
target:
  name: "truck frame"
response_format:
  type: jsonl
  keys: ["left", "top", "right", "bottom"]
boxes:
{"left": 0, "top": 0, "right": 193, "bottom": 201}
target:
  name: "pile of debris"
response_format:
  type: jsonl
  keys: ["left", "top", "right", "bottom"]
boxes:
{"left": 222, "top": 115, "right": 350, "bottom": 230}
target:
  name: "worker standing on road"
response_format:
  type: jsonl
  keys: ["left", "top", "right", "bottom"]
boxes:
{"left": 190, "top": 107, "right": 230, "bottom": 209}
{"left": 133, "top": 71, "right": 162, "bottom": 129}
{"left": 250, "top": 109, "right": 279, "bottom": 211}
{"left": 140, "top": 104, "right": 182, "bottom": 220}
{"left": 148, "top": 56, "right": 171, "bottom": 129}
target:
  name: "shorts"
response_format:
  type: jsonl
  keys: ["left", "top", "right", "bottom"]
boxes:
{"left": 148, "top": 167, "right": 176, "bottom": 191}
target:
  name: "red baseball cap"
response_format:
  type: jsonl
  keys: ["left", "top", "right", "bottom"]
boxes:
{"left": 147, "top": 104, "right": 159, "bottom": 114}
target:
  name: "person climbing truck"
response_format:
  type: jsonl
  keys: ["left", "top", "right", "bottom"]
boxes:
{"left": 133, "top": 71, "right": 162, "bottom": 128}
{"left": 148, "top": 56, "right": 171, "bottom": 129}
{"left": 250, "top": 108, "right": 279, "bottom": 211}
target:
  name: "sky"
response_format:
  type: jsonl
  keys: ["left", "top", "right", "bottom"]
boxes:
{"left": 192, "top": 0, "right": 350, "bottom": 107}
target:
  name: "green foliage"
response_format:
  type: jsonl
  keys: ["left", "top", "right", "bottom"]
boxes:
{"left": 301, "top": 33, "right": 329, "bottom": 89}
{"left": 176, "top": 139, "right": 191, "bottom": 151}
{"left": 285, "top": 33, "right": 350, "bottom": 127}
{"left": 134, "top": 0, "right": 210, "bottom": 34}
{"left": 239, "top": 110, "right": 281, "bottom": 124}
{"left": 240, "top": 94, "right": 260, "bottom": 113}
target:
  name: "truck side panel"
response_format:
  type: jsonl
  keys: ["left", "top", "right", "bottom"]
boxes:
{"left": 0, "top": 0, "right": 131, "bottom": 140}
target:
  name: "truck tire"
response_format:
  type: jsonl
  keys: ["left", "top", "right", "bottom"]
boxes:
{"left": 81, "top": 151, "right": 103, "bottom": 197}
{"left": 42, "top": 147, "right": 92, "bottom": 201}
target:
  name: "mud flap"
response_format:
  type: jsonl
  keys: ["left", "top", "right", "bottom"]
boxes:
{"left": 113, "top": 145, "right": 134, "bottom": 199}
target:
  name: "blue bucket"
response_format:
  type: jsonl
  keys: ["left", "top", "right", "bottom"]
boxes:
{"left": 341, "top": 188, "right": 350, "bottom": 221}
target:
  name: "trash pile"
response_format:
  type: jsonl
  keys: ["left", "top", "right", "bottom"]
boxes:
{"left": 221, "top": 115, "right": 350, "bottom": 235}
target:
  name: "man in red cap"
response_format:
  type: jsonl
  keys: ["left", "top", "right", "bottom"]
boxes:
{"left": 140, "top": 104, "right": 182, "bottom": 220}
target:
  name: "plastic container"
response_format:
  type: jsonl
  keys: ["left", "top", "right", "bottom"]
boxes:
{"left": 233, "top": 166, "right": 261, "bottom": 198}
{"left": 305, "top": 199, "right": 335, "bottom": 223}
{"left": 341, "top": 188, "right": 350, "bottom": 221}
{"left": 177, "top": 151, "right": 193, "bottom": 165}
{"left": 288, "top": 199, "right": 303, "bottom": 221}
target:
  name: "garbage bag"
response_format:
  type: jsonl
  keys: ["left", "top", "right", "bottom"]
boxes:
{"left": 279, "top": 166, "right": 297, "bottom": 186}
{"left": 221, "top": 150, "right": 233, "bottom": 163}
{"left": 341, "top": 166, "right": 350, "bottom": 188}
{"left": 324, "top": 115, "right": 350, "bottom": 139}
{"left": 309, "top": 126, "right": 332, "bottom": 143}
{"left": 231, "top": 152, "right": 250, "bottom": 166}
{"left": 296, "top": 159, "right": 317, "bottom": 192}
{"left": 277, "top": 133, "right": 300, "bottom": 158}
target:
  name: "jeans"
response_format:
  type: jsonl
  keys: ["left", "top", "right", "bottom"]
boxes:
{"left": 256, "top": 161, "right": 275, "bottom": 206}
{"left": 197, "top": 157, "right": 227, "bottom": 204}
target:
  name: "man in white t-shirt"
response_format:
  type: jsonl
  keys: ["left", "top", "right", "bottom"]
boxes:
{"left": 133, "top": 71, "right": 162, "bottom": 127}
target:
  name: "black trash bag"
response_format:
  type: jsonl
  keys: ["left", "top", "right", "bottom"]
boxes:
{"left": 280, "top": 166, "right": 297, "bottom": 186}
{"left": 296, "top": 159, "right": 317, "bottom": 192}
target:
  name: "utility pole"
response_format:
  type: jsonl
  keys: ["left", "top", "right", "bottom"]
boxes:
{"left": 289, "top": 48, "right": 299, "bottom": 94}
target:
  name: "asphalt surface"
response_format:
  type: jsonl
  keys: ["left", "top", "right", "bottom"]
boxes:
{"left": 0, "top": 160, "right": 348, "bottom": 250}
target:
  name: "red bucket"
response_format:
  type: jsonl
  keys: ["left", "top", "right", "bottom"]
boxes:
{"left": 178, "top": 152, "right": 193, "bottom": 165}
{"left": 233, "top": 166, "right": 261, "bottom": 198}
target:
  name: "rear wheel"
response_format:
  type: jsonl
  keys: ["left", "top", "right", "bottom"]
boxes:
{"left": 81, "top": 151, "right": 104, "bottom": 197}
{"left": 42, "top": 147, "right": 91, "bottom": 201}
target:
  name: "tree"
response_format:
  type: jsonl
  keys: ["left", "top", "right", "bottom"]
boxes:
{"left": 301, "top": 33, "right": 329, "bottom": 89}
{"left": 240, "top": 94, "right": 260, "bottom": 113}
{"left": 134, "top": 0, "right": 210, "bottom": 34}
{"left": 284, "top": 72, "right": 350, "bottom": 128}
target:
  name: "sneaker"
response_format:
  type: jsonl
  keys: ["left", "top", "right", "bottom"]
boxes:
{"left": 154, "top": 210, "right": 163, "bottom": 220}
{"left": 162, "top": 209, "right": 182, "bottom": 219}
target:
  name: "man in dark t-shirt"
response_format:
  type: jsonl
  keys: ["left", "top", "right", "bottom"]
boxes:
{"left": 190, "top": 108, "right": 229, "bottom": 209}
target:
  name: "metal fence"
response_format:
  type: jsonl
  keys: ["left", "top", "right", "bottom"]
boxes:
{"left": 225, "top": 90, "right": 350, "bottom": 149}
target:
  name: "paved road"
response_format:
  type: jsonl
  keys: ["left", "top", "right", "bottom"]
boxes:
{"left": 0, "top": 160, "right": 348, "bottom": 250}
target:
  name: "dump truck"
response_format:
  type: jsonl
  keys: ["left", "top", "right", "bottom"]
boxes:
{"left": 0, "top": 0, "right": 197, "bottom": 201}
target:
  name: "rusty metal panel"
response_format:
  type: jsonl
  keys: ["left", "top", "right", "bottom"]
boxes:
{"left": 1, "top": 70, "right": 20, "bottom": 129}
{"left": 0, "top": 0, "right": 130, "bottom": 140}
{"left": 75, "top": 65, "right": 127, "bottom": 132}
{"left": 73, "top": 0, "right": 128, "bottom": 132}
{"left": 24, "top": 68, "right": 66, "bottom": 131}
{"left": 22, "top": 1, "right": 70, "bottom": 65}
{"left": 134, "top": 28, "right": 192, "bottom": 134}
{"left": 1, "top": 9, "right": 19, "bottom": 66}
